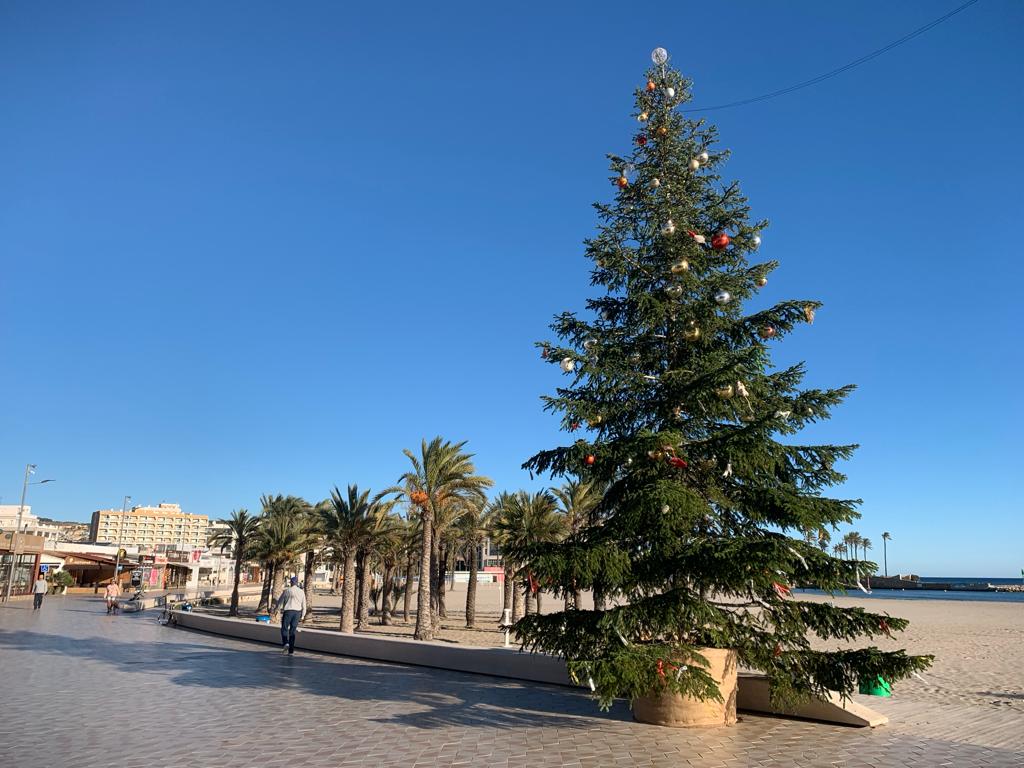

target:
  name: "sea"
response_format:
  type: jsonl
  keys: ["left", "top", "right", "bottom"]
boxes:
{"left": 794, "top": 577, "right": 1024, "bottom": 604}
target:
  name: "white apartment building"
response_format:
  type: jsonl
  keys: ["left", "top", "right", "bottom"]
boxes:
{"left": 90, "top": 503, "right": 209, "bottom": 548}
{"left": 0, "top": 504, "right": 63, "bottom": 542}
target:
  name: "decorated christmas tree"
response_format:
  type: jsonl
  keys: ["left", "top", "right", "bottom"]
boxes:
{"left": 516, "top": 48, "right": 932, "bottom": 721}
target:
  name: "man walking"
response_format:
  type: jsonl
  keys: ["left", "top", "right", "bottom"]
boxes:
{"left": 32, "top": 573, "right": 48, "bottom": 610}
{"left": 274, "top": 576, "right": 306, "bottom": 655}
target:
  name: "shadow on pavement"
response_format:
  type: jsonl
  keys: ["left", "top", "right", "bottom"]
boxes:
{"left": 0, "top": 626, "right": 633, "bottom": 731}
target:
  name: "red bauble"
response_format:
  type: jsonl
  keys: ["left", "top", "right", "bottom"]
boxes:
{"left": 615, "top": 175, "right": 628, "bottom": 188}
{"left": 585, "top": 454, "right": 596, "bottom": 466}
{"left": 758, "top": 325, "right": 777, "bottom": 340}
{"left": 646, "top": 80, "right": 656, "bottom": 92}
{"left": 635, "top": 134, "right": 648, "bottom": 146}
{"left": 570, "top": 421, "right": 580, "bottom": 431}
{"left": 711, "top": 232, "right": 731, "bottom": 250}
{"left": 668, "top": 456, "right": 688, "bottom": 469}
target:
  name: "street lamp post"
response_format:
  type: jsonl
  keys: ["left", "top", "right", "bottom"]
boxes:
{"left": 111, "top": 496, "right": 132, "bottom": 588}
{"left": 3, "top": 464, "right": 56, "bottom": 602}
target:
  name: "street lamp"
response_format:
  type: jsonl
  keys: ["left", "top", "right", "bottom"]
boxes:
{"left": 3, "top": 465, "right": 56, "bottom": 602}
{"left": 111, "top": 496, "right": 132, "bottom": 588}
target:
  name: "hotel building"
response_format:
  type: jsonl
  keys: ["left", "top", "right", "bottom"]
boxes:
{"left": 89, "top": 503, "right": 209, "bottom": 549}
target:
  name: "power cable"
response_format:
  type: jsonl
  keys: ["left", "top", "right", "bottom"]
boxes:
{"left": 684, "top": 0, "right": 980, "bottom": 113}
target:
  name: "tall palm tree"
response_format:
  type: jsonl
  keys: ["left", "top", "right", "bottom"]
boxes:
{"left": 208, "top": 509, "right": 260, "bottom": 617}
{"left": 373, "top": 512, "right": 407, "bottom": 625}
{"left": 832, "top": 542, "right": 847, "bottom": 559}
{"left": 486, "top": 492, "right": 518, "bottom": 618}
{"left": 319, "top": 485, "right": 371, "bottom": 633}
{"left": 257, "top": 494, "right": 311, "bottom": 607}
{"left": 253, "top": 511, "right": 312, "bottom": 612}
{"left": 552, "top": 478, "right": 602, "bottom": 610}
{"left": 301, "top": 500, "right": 331, "bottom": 621}
{"left": 492, "top": 490, "right": 565, "bottom": 619}
{"left": 882, "top": 531, "right": 892, "bottom": 577}
{"left": 454, "top": 495, "right": 490, "bottom": 628}
{"left": 383, "top": 437, "right": 493, "bottom": 641}
{"left": 861, "top": 537, "right": 873, "bottom": 563}
{"left": 356, "top": 496, "right": 398, "bottom": 629}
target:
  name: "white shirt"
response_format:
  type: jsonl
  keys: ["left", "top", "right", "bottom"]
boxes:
{"left": 32, "top": 579, "right": 47, "bottom": 594}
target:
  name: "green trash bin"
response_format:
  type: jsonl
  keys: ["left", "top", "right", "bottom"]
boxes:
{"left": 859, "top": 676, "right": 892, "bottom": 697}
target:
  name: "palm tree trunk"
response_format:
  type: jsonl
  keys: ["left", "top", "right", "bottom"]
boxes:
{"left": 270, "top": 564, "right": 285, "bottom": 609}
{"left": 403, "top": 553, "right": 414, "bottom": 622}
{"left": 339, "top": 547, "right": 357, "bottom": 633}
{"left": 356, "top": 551, "right": 371, "bottom": 630}
{"left": 536, "top": 589, "right": 543, "bottom": 613}
{"left": 502, "top": 564, "right": 515, "bottom": 615}
{"left": 436, "top": 542, "right": 448, "bottom": 619}
{"left": 593, "top": 584, "right": 607, "bottom": 611}
{"left": 257, "top": 564, "right": 272, "bottom": 612}
{"left": 522, "top": 579, "right": 532, "bottom": 616}
{"left": 381, "top": 563, "right": 395, "bottom": 625}
{"left": 302, "top": 550, "right": 316, "bottom": 622}
{"left": 229, "top": 552, "right": 243, "bottom": 617}
{"left": 429, "top": 534, "right": 441, "bottom": 620}
{"left": 465, "top": 539, "right": 479, "bottom": 629}
{"left": 354, "top": 551, "right": 365, "bottom": 625}
{"left": 414, "top": 507, "right": 434, "bottom": 641}
{"left": 511, "top": 573, "right": 523, "bottom": 621}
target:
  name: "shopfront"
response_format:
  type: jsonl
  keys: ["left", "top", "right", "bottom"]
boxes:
{"left": 0, "top": 532, "right": 44, "bottom": 596}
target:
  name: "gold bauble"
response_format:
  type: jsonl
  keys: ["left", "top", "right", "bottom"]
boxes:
{"left": 647, "top": 449, "right": 664, "bottom": 461}
{"left": 683, "top": 322, "right": 701, "bottom": 342}
{"left": 756, "top": 277, "right": 768, "bottom": 287}
{"left": 656, "top": 125, "right": 668, "bottom": 137}
{"left": 670, "top": 259, "right": 689, "bottom": 274}
{"left": 651, "top": 178, "right": 661, "bottom": 188}
{"left": 638, "top": 111, "right": 649, "bottom": 122}
{"left": 716, "top": 384, "right": 735, "bottom": 399}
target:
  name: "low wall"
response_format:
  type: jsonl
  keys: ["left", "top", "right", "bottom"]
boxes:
{"left": 170, "top": 612, "right": 886, "bottom": 727}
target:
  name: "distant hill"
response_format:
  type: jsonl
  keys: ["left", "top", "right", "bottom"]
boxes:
{"left": 39, "top": 518, "right": 92, "bottom": 542}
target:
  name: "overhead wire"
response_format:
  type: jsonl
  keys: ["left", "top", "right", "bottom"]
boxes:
{"left": 684, "top": 0, "right": 981, "bottom": 113}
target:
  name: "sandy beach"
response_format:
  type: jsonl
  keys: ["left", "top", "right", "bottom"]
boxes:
{"left": 263, "top": 582, "right": 1024, "bottom": 752}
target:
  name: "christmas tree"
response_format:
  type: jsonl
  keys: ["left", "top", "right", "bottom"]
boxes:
{"left": 516, "top": 48, "right": 932, "bottom": 715}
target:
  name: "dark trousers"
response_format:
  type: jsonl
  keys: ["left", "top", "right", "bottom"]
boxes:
{"left": 33, "top": 593, "right": 44, "bottom": 610}
{"left": 281, "top": 609, "right": 301, "bottom": 652}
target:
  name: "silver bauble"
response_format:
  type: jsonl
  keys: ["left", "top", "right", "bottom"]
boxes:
{"left": 665, "top": 86, "right": 676, "bottom": 99}
{"left": 665, "top": 285, "right": 683, "bottom": 298}
{"left": 651, "top": 177, "right": 661, "bottom": 188}
{"left": 714, "top": 289, "right": 732, "bottom": 305}
{"left": 661, "top": 219, "right": 676, "bottom": 236}
{"left": 752, "top": 235, "right": 762, "bottom": 248}
{"left": 698, "top": 151, "right": 709, "bottom": 163}
{"left": 651, "top": 47, "right": 669, "bottom": 65}
{"left": 583, "top": 338, "right": 597, "bottom": 351}
{"left": 560, "top": 357, "right": 575, "bottom": 373}
{"left": 689, "top": 158, "right": 700, "bottom": 170}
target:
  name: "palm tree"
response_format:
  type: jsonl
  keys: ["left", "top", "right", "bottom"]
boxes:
{"left": 492, "top": 490, "right": 565, "bottom": 618}
{"left": 208, "top": 509, "right": 260, "bottom": 617}
{"left": 832, "top": 542, "right": 847, "bottom": 559}
{"left": 301, "top": 500, "right": 331, "bottom": 621}
{"left": 256, "top": 494, "right": 311, "bottom": 608}
{"left": 356, "top": 496, "right": 398, "bottom": 629}
{"left": 843, "top": 532, "right": 861, "bottom": 561}
{"left": 383, "top": 437, "right": 493, "bottom": 641}
{"left": 552, "top": 478, "right": 602, "bottom": 610}
{"left": 373, "top": 512, "right": 407, "bottom": 625}
{"left": 861, "top": 537, "right": 873, "bottom": 563}
{"left": 882, "top": 531, "right": 892, "bottom": 577}
{"left": 454, "top": 495, "right": 490, "bottom": 628}
{"left": 318, "top": 485, "right": 371, "bottom": 633}
{"left": 253, "top": 511, "right": 312, "bottom": 612}
{"left": 485, "top": 492, "right": 517, "bottom": 619}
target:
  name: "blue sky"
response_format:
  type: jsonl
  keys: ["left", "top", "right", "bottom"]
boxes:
{"left": 2, "top": 2, "right": 1021, "bottom": 576}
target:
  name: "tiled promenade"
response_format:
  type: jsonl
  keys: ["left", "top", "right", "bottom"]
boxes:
{"left": 0, "top": 597, "right": 1020, "bottom": 768}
